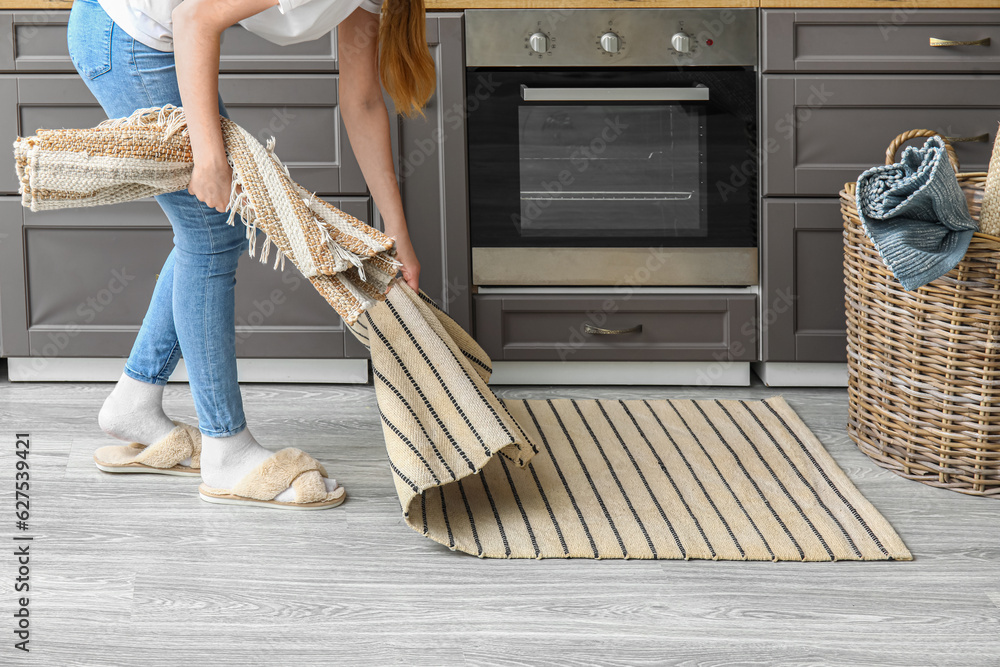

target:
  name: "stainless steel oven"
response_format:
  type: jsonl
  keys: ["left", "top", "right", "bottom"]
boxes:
{"left": 465, "top": 9, "right": 758, "bottom": 286}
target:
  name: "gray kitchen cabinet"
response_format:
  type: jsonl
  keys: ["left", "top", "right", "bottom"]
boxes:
{"left": 762, "top": 10, "right": 1000, "bottom": 74}
{"left": 342, "top": 13, "right": 472, "bottom": 356}
{"left": 474, "top": 293, "right": 757, "bottom": 363}
{"left": 760, "top": 198, "right": 846, "bottom": 363}
{"left": 757, "top": 9, "right": 1000, "bottom": 371}
{"left": 1, "top": 11, "right": 337, "bottom": 72}
{"left": 0, "top": 195, "right": 370, "bottom": 359}
{"left": 0, "top": 9, "right": 471, "bottom": 376}
{"left": 761, "top": 74, "right": 1000, "bottom": 197}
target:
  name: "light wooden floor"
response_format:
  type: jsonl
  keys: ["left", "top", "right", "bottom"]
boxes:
{"left": 0, "top": 362, "right": 997, "bottom": 666}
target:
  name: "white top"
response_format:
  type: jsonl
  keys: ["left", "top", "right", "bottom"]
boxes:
{"left": 97, "top": 0, "right": 383, "bottom": 52}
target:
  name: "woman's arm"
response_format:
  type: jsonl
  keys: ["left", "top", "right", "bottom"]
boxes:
{"left": 337, "top": 7, "right": 420, "bottom": 292}
{"left": 171, "top": 0, "right": 280, "bottom": 212}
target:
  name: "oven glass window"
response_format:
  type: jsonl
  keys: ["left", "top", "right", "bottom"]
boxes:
{"left": 517, "top": 104, "right": 706, "bottom": 239}
{"left": 466, "top": 68, "right": 757, "bottom": 250}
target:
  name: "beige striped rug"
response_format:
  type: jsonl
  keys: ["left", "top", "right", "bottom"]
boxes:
{"left": 351, "top": 282, "right": 911, "bottom": 562}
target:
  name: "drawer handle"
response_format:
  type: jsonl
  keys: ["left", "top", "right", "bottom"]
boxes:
{"left": 943, "top": 133, "right": 990, "bottom": 144}
{"left": 929, "top": 37, "right": 991, "bottom": 47}
{"left": 584, "top": 323, "right": 643, "bottom": 336}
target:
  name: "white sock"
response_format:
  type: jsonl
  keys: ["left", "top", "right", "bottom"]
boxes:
{"left": 98, "top": 373, "right": 192, "bottom": 467}
{"left": 200, "top": 428, "right": 338, "bottom": 503}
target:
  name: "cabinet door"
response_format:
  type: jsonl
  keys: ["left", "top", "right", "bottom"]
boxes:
{"left": 3, "top": 11, "right": 337, "bottom": 72}
{"left": 11, "top": 11, "right": 73, "bottom": 72}
{"left": 218, "top": 75, "right": 363, "bottom": 194}
{"left": 0, "top": 198, "right": 27, "bottom": 357}
{"left": 0, "top": 195, "right": 368, "bottom": 359}
{"left": 231, "top": 197, "right": 370, "bottom": 359}
{"left": 474, "top": 293, "right": 758, "bottom": 362}
{"left": 762, "top": 10, "right": 1000, "bottom": 74}
{"left": 760, "top": 198, "right": 846, "bottom": 363}
{"left": 12, "top": 74, "right": 364, "bottom": 196}
{"left": 219, "top": 25, "right": 338, "bottom": 72}
{"left": 0, "top": 77, "right": 19, "bottom": 192}
{"left": 761, "top": 75, "right": 1000, "bottom": 196}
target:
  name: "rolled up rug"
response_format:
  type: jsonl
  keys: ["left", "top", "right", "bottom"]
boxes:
{"left": 854, "top": 134, "right": 978, "bottom": 291}
{"left": 12, "top": 104, "right": 398, "bottom": 324}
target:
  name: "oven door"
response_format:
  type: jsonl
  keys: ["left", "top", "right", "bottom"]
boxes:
{"left": 467, "top": 67, "right": 758, "bottom": 286}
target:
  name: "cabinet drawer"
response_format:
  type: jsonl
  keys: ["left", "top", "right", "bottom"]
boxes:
{"left": 0, "top": 11, "right": 337, "bottom": 72}
{"left": 474, "top": 293, "right": 757, "bottom": 362}
{"left": 8, "top": 74, "right": 364, "bottom": 196}
{"left": 761, "top": 75, "right": 1000, "bottom": 196}
{"left": 762, "top": 10, "right": 1000, "bottom": 73}
{"left": 11, "top": 11, "right": 70, "bottom": 71}
{"left": 760, "top": 198, "right": 846, "bottom": 363}
{"left": 219, "top": 25, "right": 338, "bottom": 71}
{"left": 218, "top": 75, "right": 364, "bottom": 194}
{"left": 0, "top": 195, "right": 368, "bottom": 358}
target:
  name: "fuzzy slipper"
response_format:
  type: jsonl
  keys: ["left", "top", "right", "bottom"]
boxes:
{"left": 198, "top": 447, "right": 346, "bottom": 510}
{"left": 93, "top": 421, "right": 201, "bottom": 476}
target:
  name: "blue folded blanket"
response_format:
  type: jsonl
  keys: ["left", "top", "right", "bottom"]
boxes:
{"left": 855, "top": 135, "right": 978, "bottom": 291}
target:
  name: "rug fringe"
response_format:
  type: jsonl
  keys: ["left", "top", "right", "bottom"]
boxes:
{"left": 97, "top": 104, "right": 189, "bottom": 141}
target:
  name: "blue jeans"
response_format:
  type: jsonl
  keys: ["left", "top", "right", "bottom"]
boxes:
{"left": 68, "top": 0, "right": 247, "bottom": 437}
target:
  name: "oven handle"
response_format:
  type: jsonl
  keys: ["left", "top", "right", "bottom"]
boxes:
{"left": 520, "top": 86, "right": 710, "bottom": 102}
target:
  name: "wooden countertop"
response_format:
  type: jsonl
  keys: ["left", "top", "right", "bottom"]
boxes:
{"left": 1, "top": 0, "right": 71, "bottom": 6}
{"left": 1, "top": 0, "right": 996, "bottom": 10}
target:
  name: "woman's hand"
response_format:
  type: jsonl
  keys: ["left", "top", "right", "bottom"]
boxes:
{"left": 188, "top": 154, "right": 233, "bottom": 213}
{"left": 392, "top": 232, "right": 421, "bottom": 292}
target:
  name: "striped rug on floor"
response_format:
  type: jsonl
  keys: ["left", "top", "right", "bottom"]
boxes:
{"left": 352, "top": 282, "right": 911, "bottom": 561}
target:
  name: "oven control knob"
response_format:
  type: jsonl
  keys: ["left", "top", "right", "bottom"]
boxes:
{"left": 671, "top": 32, "right": 692, "bottom": 53}
{"left": 528, "top": 32, "right": 549, "bottom": 54}
{"left": 600, "top": 31, "right": 621, "bottom": 54}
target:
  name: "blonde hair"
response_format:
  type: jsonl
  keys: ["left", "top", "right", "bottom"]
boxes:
{"left": 378, "top": 0, "right": 436, "bottom": 118}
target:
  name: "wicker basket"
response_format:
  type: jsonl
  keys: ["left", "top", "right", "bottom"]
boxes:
{"left": 842, "top": 129, "right": 1000, "bottom": 498}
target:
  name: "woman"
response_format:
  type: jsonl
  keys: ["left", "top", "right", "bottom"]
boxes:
{"left": 72, "top": 0, "right": 432, "bottom": 509}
